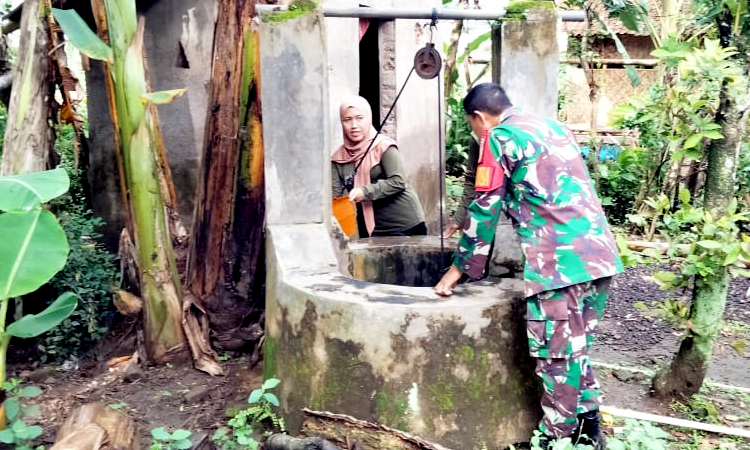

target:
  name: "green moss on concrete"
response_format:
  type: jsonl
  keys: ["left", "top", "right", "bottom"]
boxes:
{"left": 502, "top": 0, "right": 555, "bottom": 21}
{"left": 418, "top": 318, "right": 540, "bottom": 443}
{"left": 263, "top": 335, "right": 278, "bottom": 380}
{"left": 264, "top": 0, "right": 319, "bottom": 23}
{"left": 375, "top": 391, "right": 410, "bottom": 431}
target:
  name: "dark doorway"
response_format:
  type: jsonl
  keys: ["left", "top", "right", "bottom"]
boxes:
{"left": 359, "top": 19, "right": 381, "bottom": 128}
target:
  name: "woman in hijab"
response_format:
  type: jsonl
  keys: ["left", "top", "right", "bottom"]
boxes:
{"left": 331, "top": 96, "right": 426, "bottom": 238}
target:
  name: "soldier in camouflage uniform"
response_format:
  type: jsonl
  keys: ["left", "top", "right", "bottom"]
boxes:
{"left": 434, "top": 83, "right": 623, "bottom": 449}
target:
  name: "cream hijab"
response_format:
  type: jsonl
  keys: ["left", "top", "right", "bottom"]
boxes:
{"left": 331, "top": 96, "right": 396, "bottom": 235}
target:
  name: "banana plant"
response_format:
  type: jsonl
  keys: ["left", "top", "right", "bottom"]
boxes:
{"left": 0, "top": 168, "right": 77, "bottom": 388}
{"left": 52, "top": 3, "right": 187, "bottom": 363}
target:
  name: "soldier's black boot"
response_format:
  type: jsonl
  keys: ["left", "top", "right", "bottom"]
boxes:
{"left": 508, "top": 432, "right": 551, "bottom": 450}
{"left": 573, "top": 410, "right": 605, "bottom": 449}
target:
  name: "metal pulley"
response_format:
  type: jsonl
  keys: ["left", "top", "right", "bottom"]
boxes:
{"left": 414, "top": 42, "right": 442, "bottom": 79}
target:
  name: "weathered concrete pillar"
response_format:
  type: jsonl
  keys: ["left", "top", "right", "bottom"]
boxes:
{"left": 492, "top": 7, "right": 559, "bottom": 119}
{"left": 260, "top": 11, "right": 330, "bottom": 226}
{"left": 487, "top": 6, "right": 559, "bottom": 276}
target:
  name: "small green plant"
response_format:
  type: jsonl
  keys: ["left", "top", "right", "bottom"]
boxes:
{"left": 40, "top": 208, "right": 118, "bottom": 362}
{"left": 212, "top": 378, "right": 285, "bottom": 450}
{"left": 669, "top": 394, "right": 720, "bottom": 424}
{"left": 646, "top": 190, "right": 750, "bottom": 291}
{"left": 150, "top": 427, "right": 192, "bottom": 450}
{"left": 607, "top": 419, "right": 671, "bottom": 449}
{"left": 0, "top": 169, "right": 78, "bottom": 388}
{"left": 108, "top": 402, "right": 128, "bottom": 410}
{"left": 658, "top": 298, "right": 691, "bottom": 329}
{"left": 0, "top": 379, "right": 44, "bottom": 450}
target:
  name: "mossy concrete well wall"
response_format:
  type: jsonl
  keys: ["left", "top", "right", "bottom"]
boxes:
{"left": 264, "top": 225, "right": 542, "bottom": 449}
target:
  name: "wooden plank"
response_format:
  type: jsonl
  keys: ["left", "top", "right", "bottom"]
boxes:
{"left": 51, "top": 402, "right": 138, "bottom": 450}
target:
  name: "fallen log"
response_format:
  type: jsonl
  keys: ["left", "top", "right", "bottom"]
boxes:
{"left": 264, "top": 433, "right": 342, "bottom": 450}
{"left": 299, "top": 408, "right": 454, "bottom": 450}
{"left": 50, "top": 402, "right": 137, "bottom": 450}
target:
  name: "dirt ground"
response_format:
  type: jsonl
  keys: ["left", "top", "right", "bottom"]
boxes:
{"left": 8, "top": 265, "right": 750, "bottom": 450}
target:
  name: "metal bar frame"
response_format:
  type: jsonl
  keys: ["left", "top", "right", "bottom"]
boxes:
{"left": 256, "top": 4, "right": 585, "bottom": 22}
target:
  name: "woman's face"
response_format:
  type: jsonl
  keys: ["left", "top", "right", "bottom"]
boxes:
{"left": 341, "top": 107, "right": 368, "bottom": 144}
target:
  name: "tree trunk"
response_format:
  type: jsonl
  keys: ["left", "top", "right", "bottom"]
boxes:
{"left": 0, "top": 0, "right": 55, "bottom": 175}
{"left": 579, "top": 4, "right": 600, "bottom": 186}
{"left": 652, "top": 94, "right": 749, "bottom": 398}
{"left": 89, "top": 0, "right": 187, "bottom": 364}
{"left": 185, "top": 0, "right": 265, "bottom": 370}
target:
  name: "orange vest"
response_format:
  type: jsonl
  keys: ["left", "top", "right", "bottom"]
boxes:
{"left": 475, "top": 129, "right": 505, "bottom": 192}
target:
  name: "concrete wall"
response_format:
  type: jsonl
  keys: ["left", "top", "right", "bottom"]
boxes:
{"left": 87, "top": 0, "right": 216, "bottom": 249}
{"left": 492, "top": 9, "right": 559, "bottom": 119}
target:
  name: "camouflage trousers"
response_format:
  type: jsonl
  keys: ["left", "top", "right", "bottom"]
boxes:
{"left": 526, "top": 277, "right": 611, "bottom": 439}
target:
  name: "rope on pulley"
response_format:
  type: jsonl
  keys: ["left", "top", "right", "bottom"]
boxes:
{"left": 414, "top": 8, "right": 447, "bottom": 270}
{"left": 364, "top": 8, "right": 448, "bottom": 271}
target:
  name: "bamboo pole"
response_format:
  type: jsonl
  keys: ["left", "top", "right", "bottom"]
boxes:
{"left": 601, "top": 405, "right": 750, "bottom": 438}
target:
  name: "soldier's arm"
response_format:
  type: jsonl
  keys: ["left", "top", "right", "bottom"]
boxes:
{"left": 451, "top": 130, "right": 519, "bottom": 279}
{"left": 452, "top": 188, "right": 505, "bottom": 279}
{"left": 452, "top": 138, "right": 479, "bottom": 227}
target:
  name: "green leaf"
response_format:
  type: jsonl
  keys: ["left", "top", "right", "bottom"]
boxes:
{"left": 151, "top": 427, "right": 171, "bottom": 441}
{"left": 142, "top": 89, "right": 188, "bottom": 105}
{"left": 678, "top": 188, "right": 691, "bottom": 205}
{"left": 696, "top": 240, "right": 723, "bottom": 249}
{"left": 263, "top": 392, "right": 280, "bottom": 407}
{"left": 19, "top": 386, "right": 43, "bottom": 398}
{"left": 26, "top": 425, "right": 42, "bottom": 440}
{"left": 651, "top": 271, "right": 676, "bottom": 284}
{"left": 262, "top": 378, "right": 281, "bottom": 390}
{"left": 171, "top": 430, "right": 191, "bottom": 441}
{"left": 4, "top": 398, "right": 20, "bottom": 421}
{"left": 0, "top": 210, "right": 69, "bottom": 299}
{"left": 703, "top": 130, "right": 724, "bottom": 140}
{"left": 247, "top": 389, "right": 262, "bottom": 404}
{"left": 456, "top": 32, "right": 491, "bottom": 65}
{"left": 683, "top": 133, "right": 702, "bottom": 149}
{"left": 0, "top": 429, "right": 14, "bottom": 444}
{"left": 52, "top": 9, "right": 113, "bottom": 62}
{"left": 731, "top": 268, "right": 750, "bottom": 278}
{"left": 6, "top": 292, "right": 78, "bottom": 338}
{"left": 0, "top": 168, "right": 70, "bottom": 212}
{"left": 12, "top": 419, "right": 29, "bottom": 439}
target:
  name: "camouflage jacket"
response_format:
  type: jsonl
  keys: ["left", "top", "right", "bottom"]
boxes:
{"left": 453, "top": 107, "right": 624, "bottom": 297}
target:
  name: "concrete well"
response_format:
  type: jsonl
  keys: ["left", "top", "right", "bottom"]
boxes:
{"left": 265, "top": 225, "right": 541, "bottom": 449}
{"left": 259, "top": 8, "right": 546, "bottom": 450}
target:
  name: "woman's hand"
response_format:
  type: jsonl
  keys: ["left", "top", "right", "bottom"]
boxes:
{"left": 348, "top": 187, "right": 366, "bottom": 202}
{"left": 434, "top": 266, "right": 462, "bottom": 296}
{"left": 442, "top": 222, "right": 461, "bottom": 238}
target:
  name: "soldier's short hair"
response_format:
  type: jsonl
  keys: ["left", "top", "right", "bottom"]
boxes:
{"left": 463, "top": 83, "right": 513, "bottom": 117}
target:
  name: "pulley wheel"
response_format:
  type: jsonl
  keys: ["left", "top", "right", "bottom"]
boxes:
{"left": 414, "top": 43, "right": 442, "bottom": 79}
